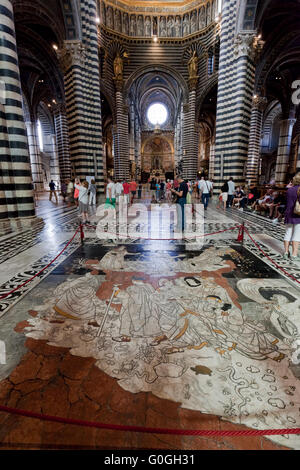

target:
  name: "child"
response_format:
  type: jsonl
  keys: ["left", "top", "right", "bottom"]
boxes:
{"left": 75, "top": 180, "right": 90, "bottom": 224}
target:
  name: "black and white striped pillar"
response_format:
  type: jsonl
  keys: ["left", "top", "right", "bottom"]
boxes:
{"left": 53, "top": 103, "right": 71, "bottom": 183}
{"left": 25, "top": 121, "right": 44, "bottom": 191}
{"left": 246, "top": 95, "right": 267, "bottom": 186}
{"left": 214, "top": 0, "right": 263, "bottom": 191}
{"left": 182, "top": 87, "right": 198, "bottom": 179}
{"left": 275, "top": 118, "right": 296, "bottom": 186}
{"left": 0, "top": 0, "right": 35, "bottom": 222}
{"left": 114, "top": 84, "right": 129, "bottom": 180}
{"left": 58, "top": 0, "right": 104, "bottom": 192}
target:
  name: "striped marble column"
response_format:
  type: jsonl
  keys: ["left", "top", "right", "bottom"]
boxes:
{"left": 209, "top": 140, "right": 215, "bottom": 181}
{"left": 129, "top": 101, "right": 135, "bottom": 162}
{"left": 275, "top": 118, "right": 296, "bottom": 186}
{"left": 53, "top": 104, "right": 71, "bottom": 182}
{"left": 246, "top": 95, "right": 267, "bottom": 186}
{"left": 25, "top": 121, "right": 44, "bottom": 191}
{"left": 114, "top": 84, "right": 129, "bottom": 180}
{"left": 134, "top": 114, "right": 141, "bottom": 177}
{"left": 214, "top": 0, "right": 264, "bottom": 191}
{"left": 58, "top": 0, "right": 104, "bottom": 192}
{"left": 182, "top": 88, "right": 198, "bottom": 179}
{"left": 0, "top": 0, "right": 35, "bottom": 221}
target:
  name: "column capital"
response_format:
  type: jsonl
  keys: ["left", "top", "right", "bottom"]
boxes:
{"left": 52, "top": 102, "right": 66, "bottom": 115}
{"left": 280, "top": 118, "right": 297, "bottom": 126}
{"left": 234, "top": 32, "right": 265, "bottom": 61}
{"left": 57, "top": 40, "right": 86, "bottom": 72}
{"left": 252, "top": 95, "right": 268, "bottom": 111}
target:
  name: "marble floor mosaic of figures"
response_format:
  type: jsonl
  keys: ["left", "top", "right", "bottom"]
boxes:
{"left": 0, "top": 194, "right": 300, "bottom": 450}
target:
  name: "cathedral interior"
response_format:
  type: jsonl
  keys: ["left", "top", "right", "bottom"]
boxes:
{"left": 1, "top": 0, "right": 300, "bottom": 451}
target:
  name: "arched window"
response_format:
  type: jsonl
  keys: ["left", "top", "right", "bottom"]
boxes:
{"left": 208, "top": 54, "right": 215, "bottom": 75}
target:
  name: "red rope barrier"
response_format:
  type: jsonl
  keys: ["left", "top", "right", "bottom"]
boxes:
{"left": 0, "top": 404, "right": 299, "bottom": 437}
{"left": 0, "top": 228, "right": 80, "bottom": 300}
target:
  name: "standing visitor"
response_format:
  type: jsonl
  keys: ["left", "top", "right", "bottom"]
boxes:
{"left": 160, "top": 180, "right": 165, "bottom": 201}
{"left": 130, "top": 179, "right": 137, "bottom": 204}
{"left": 61, "top": 181, "right": 67, "bottom": 203}
{"left": 138, "top": 181, "right": 143, "bottom": 199}
{"left": 115, "top": 180, "right": 123, "bottom": 203}
{"left": 49, "top": 180, "right": 58, "bottom": 203}
{"left": 170, "top": 176, "right": 188, "bottom": 231}
{"left": 75, "top": 180, "right": 90, "bottom": 224}
{"left": 199, "top": 177, "right": 213, "bottom": 210}
{"left": 218, "top": 180, "right": 229, "bottom": 211}
{"left": 74, "top": 178, "right": 80, "bottom": 207}
{"left": 155, "top": 181, "right": 160, "bottom": 202}
{"left": 106, "top": 177, "right": 116, "bottom": 207}
{"left": 89, "top": 179, "right": 97, "bottom": 205}
{"left": 67, "top": 179, "right": 74, "bottom": 206}
{"left": 283, "top": 173, "right": 300, "bottom": 261}
{"left": 123, "top": 180, "right": 130, "bottom": 204}
{"left": 227, "top": 177, "right": 235, "bottom": 207}
{"left": 166, "top": 179, "right": 172, "bottom": 203}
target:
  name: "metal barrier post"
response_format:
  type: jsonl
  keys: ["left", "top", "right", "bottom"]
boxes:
{"left": 80, "top": 223, "right": 84, "bottom": 244}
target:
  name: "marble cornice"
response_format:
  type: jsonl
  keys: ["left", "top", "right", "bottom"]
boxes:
{"left": 102, "top": 0, "right": 210, "bottom": 14}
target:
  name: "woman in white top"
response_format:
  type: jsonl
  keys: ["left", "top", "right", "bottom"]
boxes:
{"left": 75, "top": 180, "right": 90, "bottom": 224}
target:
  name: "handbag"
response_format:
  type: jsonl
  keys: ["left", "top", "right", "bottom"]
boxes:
{"left": 294, "top": 188, "right": 300, "bottom": 216}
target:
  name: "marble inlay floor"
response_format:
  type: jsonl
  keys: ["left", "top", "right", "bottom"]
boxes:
{"left": 0, "top": 193, "right": 299, "bottom": 450}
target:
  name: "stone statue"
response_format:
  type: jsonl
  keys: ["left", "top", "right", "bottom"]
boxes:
{"left": 137, "top": 15, "right": 143, "bottom": 36}
{"left": 199, "top": 6, "right": 206, "bottom": 29}
{"left": 145, "top": 16, "right": 151, "bottom": 36}
{"left": 123, "top": 13, "right": 129, "bottom": 35}
{"left": 188, "top": 51, "right": 198, "bottom": 78}
{"left": 174, "top": 16, "right": 181, "bottom": 37}
{"left": 114, "top": 9, "right": 121, "bottom": 32}
{"left": 106, "top": 6, "right": 113, "bottom": 29}
{"left": 183, "top": 14, "right": 189, "bottom": 36}
{"left": 191, "top": 10, "right": 197, "bottom": 33}
{"left": 167, "top": 16, "right": 174, "bottom": 37}
{"left": 100, "top": 1, "right": 105, "bottom": 25}
{"left": 206, "top": 3, "right": 211, "bottom": 26}
{"left": 113, "top": 52, "right": 123, "bottom": 80}
{"left": 159, "top": 16, "right": 166, "bottom": 37}
{"left": 130, "top": 15, "right": 136, "bottom": 36}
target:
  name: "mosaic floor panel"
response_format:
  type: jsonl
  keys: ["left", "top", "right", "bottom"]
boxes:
{"left": 1, "top": 241, "right": 299, "bottom": 449}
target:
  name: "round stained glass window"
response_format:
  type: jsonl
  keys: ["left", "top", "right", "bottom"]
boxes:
{"left": 147, "top": 102, "right": 168, "bottom": 126}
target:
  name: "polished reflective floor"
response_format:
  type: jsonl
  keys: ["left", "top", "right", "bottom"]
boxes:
{"left": 0, "top": 192, "right": 299, "bottom": 450}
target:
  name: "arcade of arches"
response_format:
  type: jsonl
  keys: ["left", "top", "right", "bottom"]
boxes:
{"left": 1, "top": 0, "right": 300, "bottom": 451}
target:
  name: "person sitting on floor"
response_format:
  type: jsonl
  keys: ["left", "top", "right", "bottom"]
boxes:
{"left": 232, "top": 186, "right": 245, "bottom": 209}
